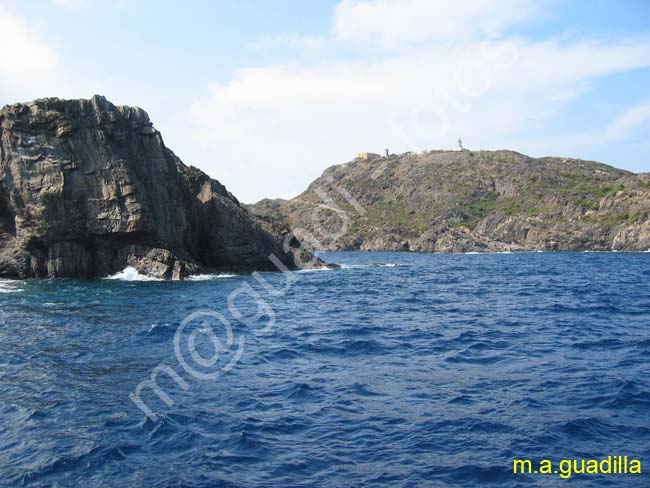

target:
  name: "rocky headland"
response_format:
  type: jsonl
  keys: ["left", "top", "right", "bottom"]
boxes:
{"left": 249, "top": 150, "right": 650, "bottom": 253}
{"left": 0, "top": 96, "right": 324, "bottom": 279}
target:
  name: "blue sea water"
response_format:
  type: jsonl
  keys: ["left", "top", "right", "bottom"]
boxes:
{"left": 1, "top": 251, "right": 649, "bottom": 487}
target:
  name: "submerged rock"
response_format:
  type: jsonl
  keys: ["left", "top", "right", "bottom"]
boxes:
{"left": 0, "top": 95, "right": 325, "bottom": 279}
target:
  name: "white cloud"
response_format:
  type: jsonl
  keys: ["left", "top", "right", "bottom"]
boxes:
{"left": 0, "top": 9, "right": 58, "bottom": 92}
{"left": 52, "top": 0, "right": 87, "bottom": 7}
{"left": 248, "top": 33, "right": 326, "bottom": 59}
{"left": 519, "top": 101, "right": 650, "bottom": 157}
{"left": 333, "top": 0, "right": 538, "bottom": 47}
{"left": 1, "top": 0, "right": 647, "bottom": 203}
{"left": 188, "top": 29, "right": 650, "bottom": 201}
{"left": 603, "top": 102, "right": 650, "bottom": 142}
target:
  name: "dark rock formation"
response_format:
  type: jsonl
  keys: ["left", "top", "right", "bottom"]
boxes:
{"left": 0, "top": 95, "right": 325, "bottom": 279}
{"left": 249, "top": 150, "right": 650, "bottom": 253}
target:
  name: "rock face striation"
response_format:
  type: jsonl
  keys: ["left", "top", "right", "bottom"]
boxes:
{"left": 249, "top": 150, "right": 650, "bottom": 253}
{"left": 0, "top": 96, "right": 322, "bottom": 279}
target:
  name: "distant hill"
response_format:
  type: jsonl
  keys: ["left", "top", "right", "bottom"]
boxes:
{"left": 248, "top": 150, "right": 650, "bottom": 252}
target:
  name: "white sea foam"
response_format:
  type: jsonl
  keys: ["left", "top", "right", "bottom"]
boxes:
{"left": 0, "top": 280, "right": 23, "bottom": 293}
{"left": 104, "top": 266, "right": 163, "bottom": 281}
{"left": 105, "top": 267, "right": 241, "bottom": 282}
{"left": 340, "top": 263, "right": 401, "bottom": 269}
{"left": 296, "top": 266, "right": 334, "bottom": 273}
{"left": 188, "top": 273, "right": 238, "bottom": 281}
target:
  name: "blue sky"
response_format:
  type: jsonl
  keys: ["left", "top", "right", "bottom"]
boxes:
{"left": 0, "top": 0, "right": 649, "bottom": 202}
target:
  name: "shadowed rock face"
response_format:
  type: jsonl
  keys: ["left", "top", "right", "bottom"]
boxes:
{"left": 249, "top": 150, "right": 650, "bottom": 253}
{"left": 0, "top": 95, "right": 323, "bottom": 279}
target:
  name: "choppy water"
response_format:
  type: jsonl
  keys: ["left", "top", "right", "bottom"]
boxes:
{"left": 1, "top": 252, "right": 649, "bottom": 487}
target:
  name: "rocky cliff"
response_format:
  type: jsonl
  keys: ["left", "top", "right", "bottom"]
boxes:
{"left": 249, "top": 150, "right": 650, "bottom": 253}
{"left": 0, "top": 95, "right": 323, "bottom": 279}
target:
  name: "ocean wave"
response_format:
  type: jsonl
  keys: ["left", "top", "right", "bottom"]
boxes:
{"left": 4, "top": 251, "right": 649, "bottom": 487}
{"left": 188, "top": 273, "right": 238, "bottom": 281}
{"left": 285, "top": 382, "right": 324, "bottom": 401}
{"left": 104, "top": 266, "right": 163, "bottom": 281}
{"left": 340, "top": 263, "right": 402, "bottom": 269}
{"left": 341, "top": 339, "right": 386, "bottom": 355}
{"left": 296, "top": 266, "right": 334, "bottom": 273}
{"left": 144, "top": 322, "right": 174, "bottom": 336}
{"left": 0, "top": 280, "right": 24, "bottom": 293}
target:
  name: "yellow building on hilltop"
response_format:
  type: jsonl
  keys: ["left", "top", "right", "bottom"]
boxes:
{"left": 358, "top": 152, "right": 381, "bottom": 161}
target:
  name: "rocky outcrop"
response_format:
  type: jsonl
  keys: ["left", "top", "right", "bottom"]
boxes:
{"left": 0, "top": 95, "right": 325, "bottom": 279}
{"left": 249, "top": 150, "right": 650, "bottom": 253}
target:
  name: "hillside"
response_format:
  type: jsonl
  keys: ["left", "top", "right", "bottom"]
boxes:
{"left": 249, "top": 150, "right": 650, "bottom": 252}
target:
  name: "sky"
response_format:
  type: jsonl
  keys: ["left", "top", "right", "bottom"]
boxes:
{"left": 0, "top": 0, "right": 649, "bottom": 203}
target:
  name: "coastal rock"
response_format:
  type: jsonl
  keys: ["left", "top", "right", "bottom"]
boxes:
{"left": 612, "top": 221, "right": 650, "bottom": 251}
{"left": 0, "top": 96, "right": 325, "bottom": 279}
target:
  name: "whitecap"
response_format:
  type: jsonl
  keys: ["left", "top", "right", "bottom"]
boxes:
{"left": 296, "top": 266, "right": 334, "bottom": 273}
{"left": 188, "top": 273, "right": 238, "bottom": 281}
{"left": 104, "top": 266, "right": 163, "bottom": 281}
{"left": 148, "top": 323, "right": 171, "bottom": 333}
{"left": 0, "top": 280, "right": 23, "bottom": 293}
{"left": 340, "top": 263, "right": 401, "bottom": 269}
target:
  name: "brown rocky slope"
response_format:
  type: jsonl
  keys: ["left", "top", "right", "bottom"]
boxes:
{"left": 249, "top": 150, "right": 650, "bottom": 253}
{"left": 0, "top": 95, "right": 323, "bottom": 279}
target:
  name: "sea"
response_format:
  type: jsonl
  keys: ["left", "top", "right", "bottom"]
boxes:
{"left": 1, "top": 251, "right": 649, "bottom": 487}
